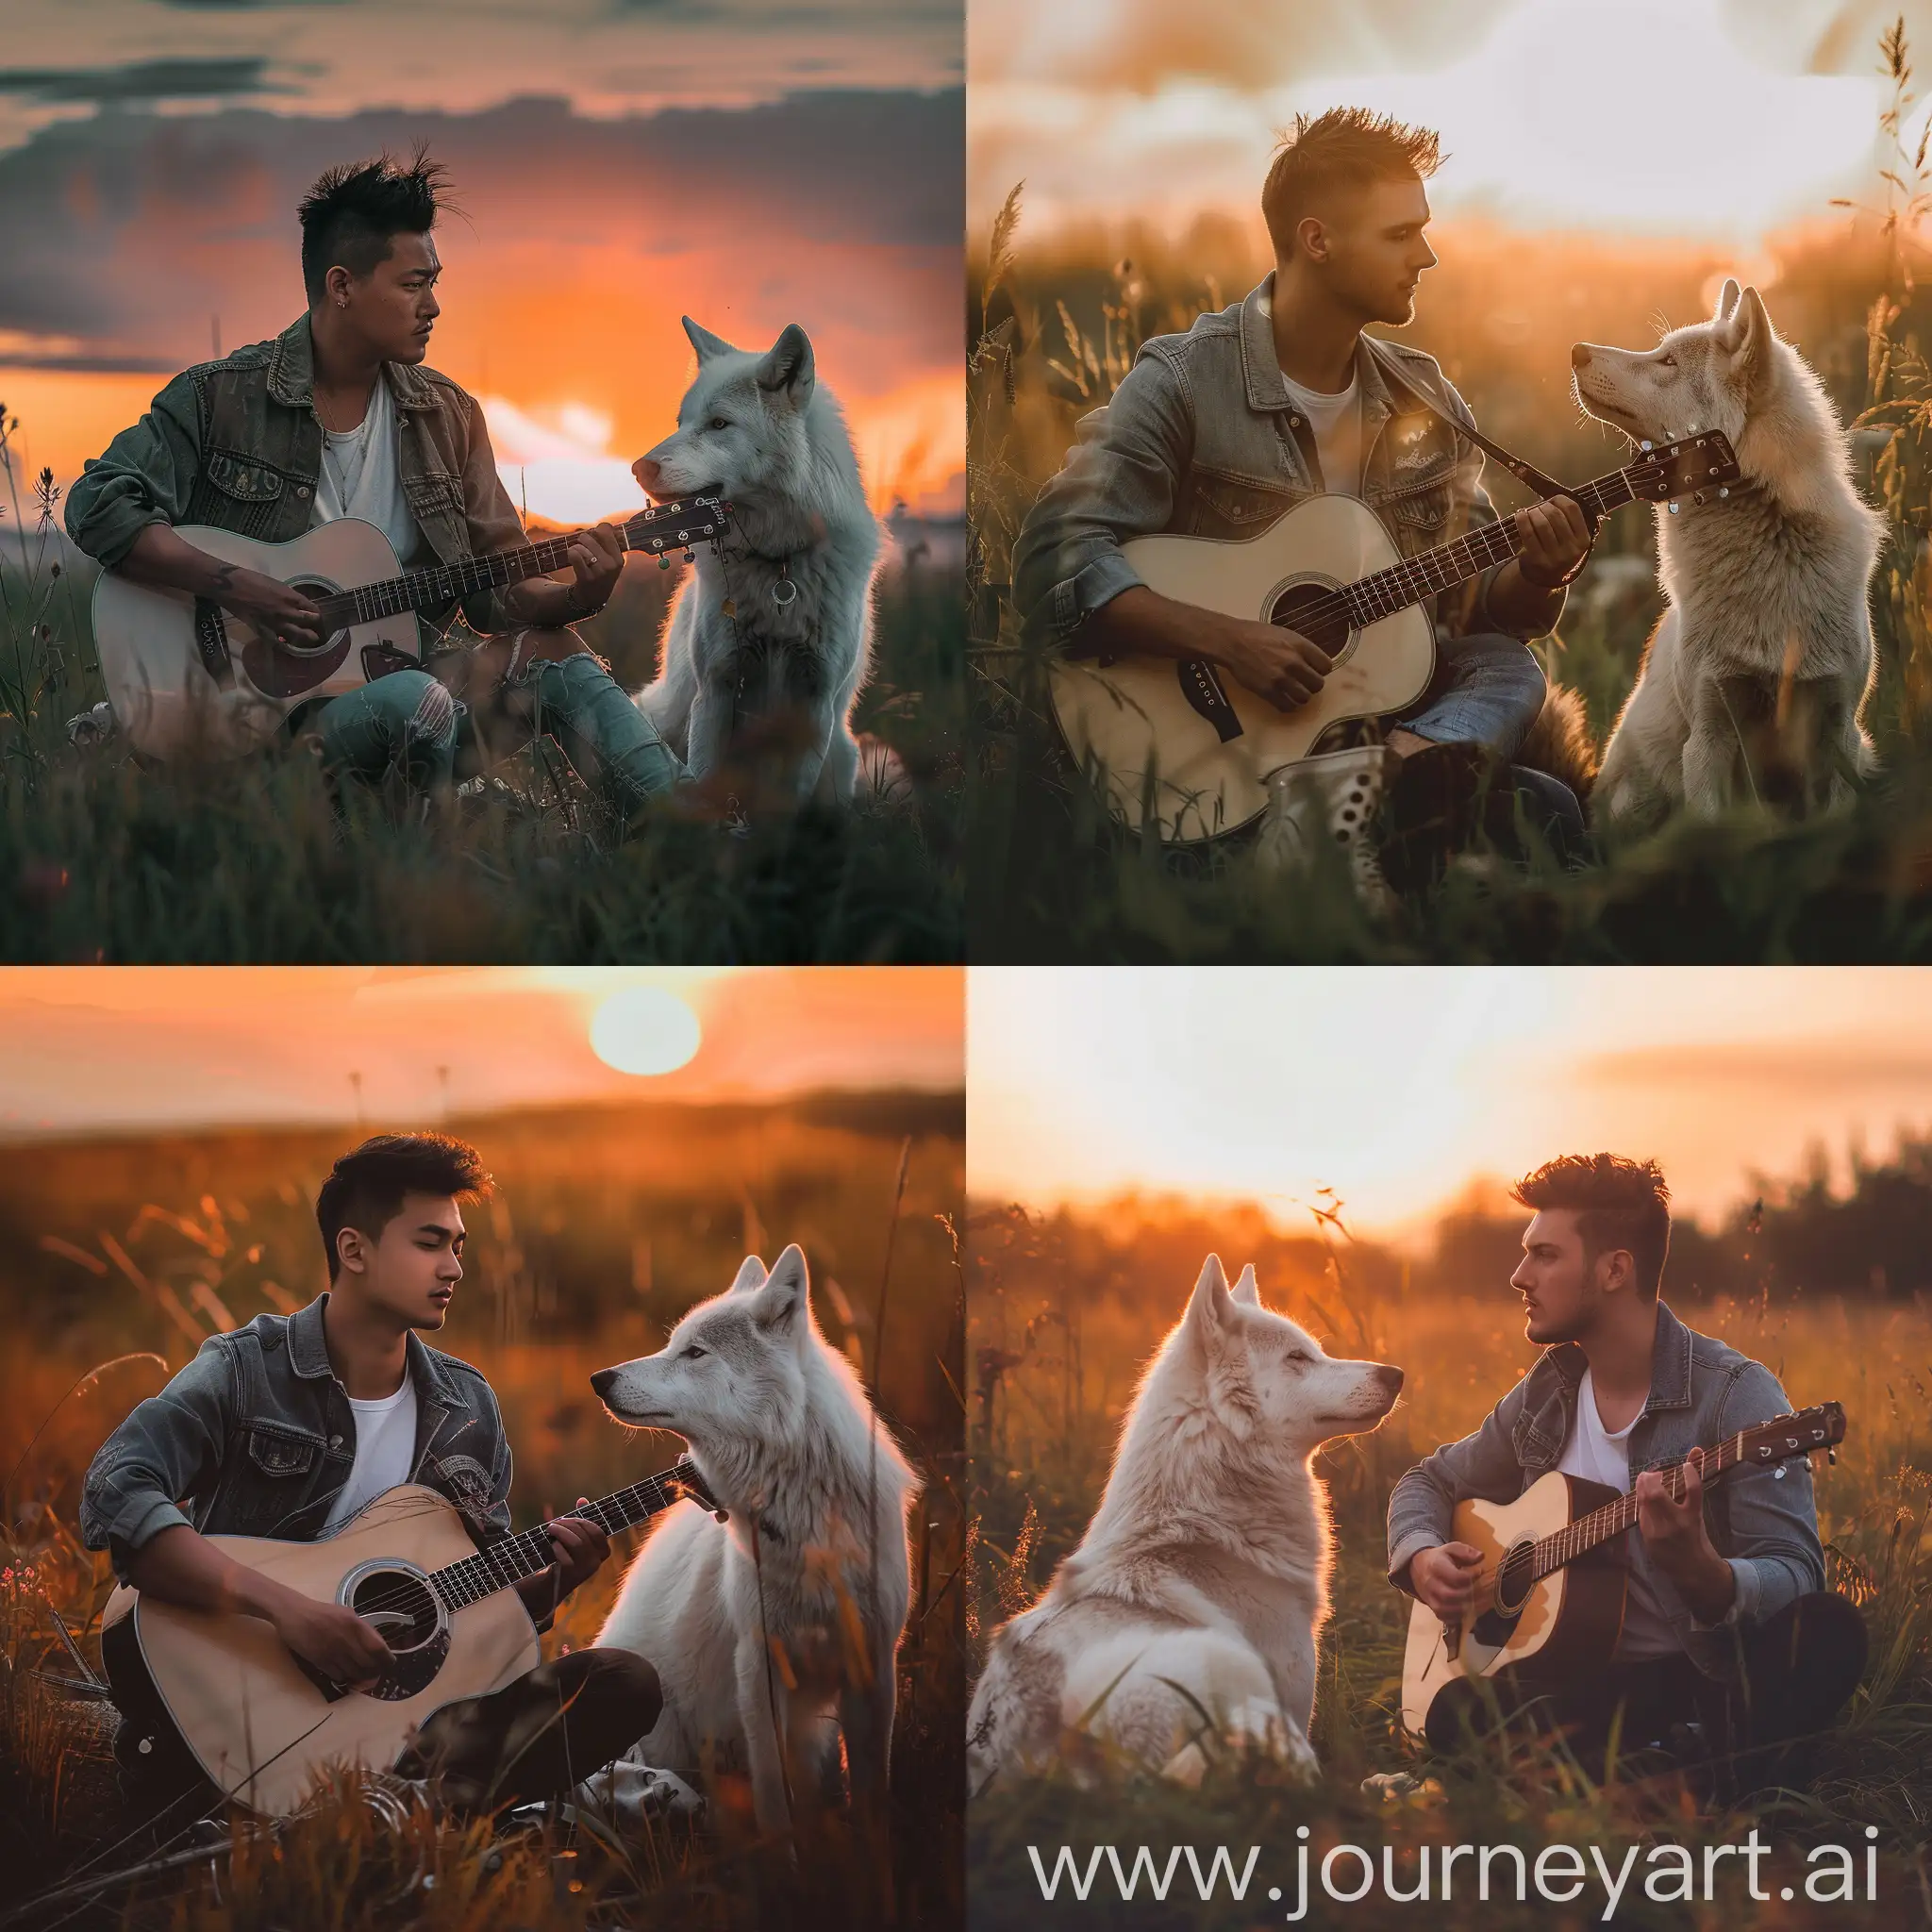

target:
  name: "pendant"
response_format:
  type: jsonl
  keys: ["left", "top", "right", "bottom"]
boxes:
{"left": 770, "top": 576, "right": 798, "bottom": 609}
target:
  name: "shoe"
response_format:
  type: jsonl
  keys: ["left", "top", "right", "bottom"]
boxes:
{"left": 1257, "top": 744, "right": 1396, "bottom": 913}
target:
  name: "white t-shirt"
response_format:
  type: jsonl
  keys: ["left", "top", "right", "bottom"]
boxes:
{"left": 1279, "top": 370, "right": 1366, "bottom": 498}
{"left": 1555, "top": 1368, "right": 1680, "bottom": 1660}
{"left": 309, "top": 372, "right": 422, "bottom": 568}
{"left": 322, "top": 1373, "right": 420, "bottom": 1535}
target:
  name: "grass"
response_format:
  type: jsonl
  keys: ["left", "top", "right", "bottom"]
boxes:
{"left": 967, "top": 22, "right": 1932, "bottom": 963}
{"left": 964, "top": 1191, "right": 1932, "bottom": 1928}
{"left": 0, "top": 441, "right": 964, "bottom": 963}
{"left": 0, "top": 1095, "right": 966, "bottom": 1928}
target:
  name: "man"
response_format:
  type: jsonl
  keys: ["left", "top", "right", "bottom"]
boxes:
{"left": 1388, "top": 1154, "right": 1866, "bottom": 1797}
{"left": 1012, "top": 108, "right": 1593, "bottom": 890}
{"left": 80, "top": 1133, "right": 660, "bottom": 1818}
{"left": 64, "top": 148, "right": 680, "bottom": 823}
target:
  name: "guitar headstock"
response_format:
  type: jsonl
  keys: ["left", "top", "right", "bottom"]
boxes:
{"left": 625, "top": 492, "right": 734, "bottom": 558}
{"left": 1624, "top": 430, "right": 1740, "bottom": 506}
{"left": 670, "top": 1455, "right": 728, "bottom": 1522}
{"left": 1738, "top": 1401, "right": 1846, "bottom": 1470}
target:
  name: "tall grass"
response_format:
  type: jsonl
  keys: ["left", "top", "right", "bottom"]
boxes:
{"left": 968, "top": 23, "right": 1932, "bottom": 963}
{"left": 965, "top": 1194, "right": 1932, "bottom": 1928}
{"left": 0, "top": 422, "right": 964, "bottom": 963}
{"left": 0, "top": 1096, "right": 965, "bottom": 1928}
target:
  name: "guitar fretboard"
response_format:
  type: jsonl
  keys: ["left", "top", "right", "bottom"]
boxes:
{"left": 308, "top": 498, "right": 728, "bottom": 633}
{"left": 1311, "top": 470, "right": 1639, "bottom": 636}
{"left": 1529, "top": 1432, "right": 1753, "bottom": 1583}
{"left": 427, "top": 1457, "right": 708, "bottom": 1611}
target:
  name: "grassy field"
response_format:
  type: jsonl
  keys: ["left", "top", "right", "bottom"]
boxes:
{"left": 965, "top": 1192, "right": 1932, "bottom": 1929}
{"left": 968, "top": 26, "right": 1932, "bottom": 962}
{"left": 0, "top": 1092, "right": 966, "bottom": 1929}
{"left": 0, "top": 441, "right": 964, "bottom": 963}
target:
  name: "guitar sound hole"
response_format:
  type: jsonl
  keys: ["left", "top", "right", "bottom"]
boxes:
{"left": 1491, "top": 1540, "right": 1538, "bottom": 1617}
{"left": 345, "top": 1567, "right": 448, "bottom": 1701}
{"left": 1267, "top": 583, "right": 1352, "bottom": 656}
{"left": 277, "top": 579, "right": 346, "bottom": 658}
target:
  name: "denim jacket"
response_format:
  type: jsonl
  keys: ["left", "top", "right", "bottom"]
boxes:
{"left": 1012, "top": 273, "right": 1564, "bottom": 651}
{"left": 79, "top": 1292, "right": 547, "bottom": 1625}
{"left": 1385, "top": 1300, "right": 1825, "bottom": 1683}
{"left": 63, "top": 313, "right": 527, "bottom": 639}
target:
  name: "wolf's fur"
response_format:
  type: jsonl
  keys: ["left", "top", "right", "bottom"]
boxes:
{"left": 1516, "top": 680, "right": 1599, "bottom": 800}
{"left": 633, "top": 320, "right": 881, "bottom": 807}
{"left": 966, "top": 1257, "right": 1403, "bottom": 1791}
{"left": 591, "top": 1245, "right": 918, "bottom": 1832}
{"left": 1572, "top": 278, "right": 1885, "bottom": 826}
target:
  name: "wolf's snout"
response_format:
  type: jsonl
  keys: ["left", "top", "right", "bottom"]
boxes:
{"left": 632, "top": 457, "right": 664, "bottom": 494}
{"left": 1571, "top": 343, "right": 1593, "bottom": 370}
{"left": 1374, "top": 1363, "right": 1405, "bottom": 1395}
{"left": 591, "top": 1366, "right": 622, "bottom": 1403}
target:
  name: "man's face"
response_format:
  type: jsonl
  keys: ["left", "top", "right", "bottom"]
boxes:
{"left": 1509, "top": 1208, "right": 1612, "bottom": 1345}
{"left": 332, "top": 230, "right": 442, "bottom": 365}
{"left": 338, "top": 1191, "right": 465, "bottom": 1329}
{"left": 1298, "top": 175, "right": 1437, "bottom": 326}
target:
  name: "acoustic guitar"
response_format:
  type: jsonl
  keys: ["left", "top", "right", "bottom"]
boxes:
{"left": 100, "top": 1456, "right": 720, "bottom": 1816}
{"left": 1048, "top": 432, "right": 1739, "bottom": 844}
{"left": 91, "top": 493, "right": 733, "bottom": 760}
{"left": 1400, "top": 1401, "right": 1844, "bottom": 1740}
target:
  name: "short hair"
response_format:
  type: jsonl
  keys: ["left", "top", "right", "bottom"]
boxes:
{"left": 316, "top": 1133, "right": 491, "bottom": 1281}
{"left": 297, "top": 145, "right": 456, "bottom": 307}
{"left": 1261, "top": 108, "right": 1441, "bottom": 259}
{"left": 1511, "top": 1154, "right": 1672, "bottom": 1301}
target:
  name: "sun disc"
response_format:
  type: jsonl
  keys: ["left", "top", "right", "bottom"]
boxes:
{"left": 590, "top": 986, "right": 702, "bottom": 1076}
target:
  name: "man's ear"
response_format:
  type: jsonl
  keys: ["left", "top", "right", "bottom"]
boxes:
{"left": 1186, "top": 1254, "right": 1236, "bottom": 1348}
{"left": 755, "top": 324, "right": 815, "bottom": 407}
{"left": 730, "top": 1255, "right": 768, "bottom": 1294}
{"left": 1231, "top": 1263, "right": 1260, "bottom": 1308}
{"left": 683, "top": 317, "right": 738, "bottom": 363}
{"left": 334, "top": 1224, "right": 370, "bottom": 1279}
{"left": 752, "top": 1243, "right": 808, "bottom": 1333}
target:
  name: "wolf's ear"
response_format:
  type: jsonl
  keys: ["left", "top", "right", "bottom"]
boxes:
{"left": 1186, "top": 1253, "right": 1236, "bottom": 1345}
{"left": 752, "top": 1242, "right": 808, "bottom": 1334}
{"left": 683, "top": 317, "right": 738, "bottom": 364}
{"left": 1719, "top": 286, "right": 1772, "bottom": 389}
{"left": 755, "top": 324, "right": 815, "bottom": 408}
{"left": 1713, "top": 276, "right": 1742, "bottom": 325}
{"left": 1231, "top": 1263, "right": 1260, "bottom": 1308}
{"left": 730, "top": 1255, "right": 768, "bottom": 1294}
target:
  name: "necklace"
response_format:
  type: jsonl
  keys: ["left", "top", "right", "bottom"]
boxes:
{"left": 322, "top": 388, "right": 378, "bottom": 508}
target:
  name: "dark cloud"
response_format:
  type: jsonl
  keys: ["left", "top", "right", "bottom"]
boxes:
{"left": 0, "top": 58, "right": 295, "bottom": 105}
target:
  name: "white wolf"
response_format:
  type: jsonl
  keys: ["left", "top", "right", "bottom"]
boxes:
{"left": 1571, "top": 278, "right": 1885, "bottom": 826}
{"left": 591, "top": 1245, "right": 917, "bottom": 1833}
{"left": 966, "top": 1256, "right": 1404, "bottom": 1791}
{"left": 632, "top": 320, "right": 881, "bottom": 808}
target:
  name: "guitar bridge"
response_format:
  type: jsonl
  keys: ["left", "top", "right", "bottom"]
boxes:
{"left": 1175, "top": 658, "right": 1244, "bottom": 742}
{"left": 290, "top": 1651, "right": 349, "bottom": 1704}
{"left": 192, "top": 597, "right": 236, "bottom": 690}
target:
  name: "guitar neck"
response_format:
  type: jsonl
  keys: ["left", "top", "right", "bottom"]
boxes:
{"left": 427, "top": 1457, "right": 706, "bottom": 1611}
{"left": 308, "top": 497, "right": 728, "bottom": 632}
{"left": 1531, "top": 1434, "right": 1749, "bottom": 1583}
{"left": 1339, "top": 467, "right": 1638, "bottom": 630}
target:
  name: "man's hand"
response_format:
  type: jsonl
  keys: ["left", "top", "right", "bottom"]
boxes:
{"left": 1409, "top": 1541, "right": 1485, "bottom": 1619}
{"left": 209, "top": 565, "right": 325, "bottom": 648}
{"left": 541, "top": 1499, "right": 612, "bottom": 1597}
{"left": 269, "top": 1590, "right": 393, "bottom": 1690}
{"left": 563, "top": 524, "right": 625, "bottom": 615}
{"left": 1635, "top": 1450, "right": 1736, "bottom": 1623}
{"left": 1512, "top": 495, "right": 1594, "bottom": 591}
{"left": 1211, "top": 616, "right": 1331, "bottom": 710}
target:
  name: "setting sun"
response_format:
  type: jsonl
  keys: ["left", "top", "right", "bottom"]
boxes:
{"left": 588, "top": 985, "right": 704, "bottom": 1077}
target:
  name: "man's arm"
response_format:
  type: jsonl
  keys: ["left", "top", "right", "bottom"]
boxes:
{"left": 1387, "top": 1382, "right": 1533, "bottom": 1596}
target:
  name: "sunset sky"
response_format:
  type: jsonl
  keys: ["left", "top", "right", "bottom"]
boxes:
{"left": 0, "top": 967, "right": 963, "bottom": 1136}
{"left": 0, "top": 0, "right": 962, "bottom": 524}
{"left": 969, "top": 0, "right": 1930, "bottom": 245}
{"left": 969, "top": 967, "right": 1932, "bottom": 1238}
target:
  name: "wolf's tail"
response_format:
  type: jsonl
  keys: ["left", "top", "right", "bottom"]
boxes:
{"left": 1517, "top": 681, "right": 1599, "bottom": 801}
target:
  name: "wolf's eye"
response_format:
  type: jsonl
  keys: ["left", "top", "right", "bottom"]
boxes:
{"left": 1657, "top": 354, "right": 1677, "bottom": 369}
{"left": 681, "top": 1344, "right": 708, "bottom": 1361}
{"left": 707, "top": 416, "right": 731, "bottom": 432}
{"left": 1288, "top": 1349, "right": 1311, "bottom": 1364}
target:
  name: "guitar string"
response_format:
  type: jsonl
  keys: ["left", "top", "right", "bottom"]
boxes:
{"left": 1460, "top": 1425, "right": 1823, "bottom": 1609}
{"left": 338, "top": 1459, "right": 706, "bottom": 1628}
{"left": 307, "top": 497, "right": 728, "bottom": 636}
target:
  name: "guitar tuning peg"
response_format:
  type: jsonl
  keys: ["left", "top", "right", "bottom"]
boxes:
{"left": 1668, "top": 501, "right": 1681, "bottom": 515}
{"left": 1640, "top": 439, "right": 1654, "bottom": 451}
{"left": 1826, "top": 1446, "right": 1837, "bottom": 1465}
{"left": 658, "top": 556, "right": 672, "bottom": 571}
{"left": 1718, "top": 487, "right": 1729, "bottom": 499}
{"left": 1691, "top": 492, "right": 1705, "bottom": 506}
{"left": 682, "top": 548, "right": 696, "bottom": 563}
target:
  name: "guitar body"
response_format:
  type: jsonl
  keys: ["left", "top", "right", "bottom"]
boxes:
{"left": 100, "top": 1485, "right": 539, "bottom": 1816}
{"left": 1047, "top": 494, "right": 1436, "bottom": 844}
{"left": 1400, "top": 1470, "right": 1628, "bottom": 1739}
{"left": 92, "top": 520, "right": 423, "bottom": 760}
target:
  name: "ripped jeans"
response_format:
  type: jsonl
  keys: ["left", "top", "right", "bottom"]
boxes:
{"left": 310, "top": 652, "right": 683, "bottom": 822}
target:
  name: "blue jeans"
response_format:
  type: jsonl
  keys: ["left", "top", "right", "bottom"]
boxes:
{"left": 311, "top": 658, "right": 682, "bottom": 821}
{"left": 1397, "top": 630, "right": 1548, "bottom": 763}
